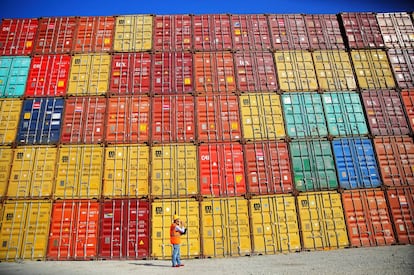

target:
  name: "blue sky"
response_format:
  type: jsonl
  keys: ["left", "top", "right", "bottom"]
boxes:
{"left": 2, "top": 0, "right": 414, "bottom": 18}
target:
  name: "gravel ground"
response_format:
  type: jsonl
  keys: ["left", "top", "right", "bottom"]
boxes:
{"left": 0, "top": 245, "right": 413, "bottom": 275}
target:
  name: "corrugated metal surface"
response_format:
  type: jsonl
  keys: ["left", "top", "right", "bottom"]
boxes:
{"left": 151, "top": 199, "right": 200, "bottom": 259}
{"left": 0, "top": 99, "right": 22, "bottom": 144}
{"left": 74, "top": 16, "right": 115, "bottom": 53}
{"left": 342, "top": 189, "right": 396, "bottom": 247}
{"left": 401, "top": 90, "right": 414, "bottom": 132}
{"left": 297, "top": 191, "right": 349, "bottom": 250}
{"left": 0, "top": 18, "right": 38, "bottom": 56}
{"left": 268, "top": 14, "right": 310, "bottom": 50}
{"left": 230, "top": 14, "right": 271, "bottom": 51}
{"left": 290, "top": 140, "right": 338, "bottom": 192}
{"left": 376, "top": 12, "right": 414, "bottom": 49}
{"left": 0, "top": 56, "right": 31, "bottom": 98}
{"left": 304, "top": 14, "right": 345, "bottom": 50}
{"left": 151, "top": 144, "right": 198, "bottom": 198}
{"left": 113, "top": 15, "right": 153, "bottom": 52}
{"left": 373, "top": 136, "right": 414, "bottom": 186}
{"left": 153, "top": 15, "right": 192, "bottom": 51}
{"left": 250, "top": 195, "right": 300, "bottom": 253}
{"left": 0, "top": 146, "right": 13, "bottom": 197}
{"left": 201, "top": 197, "right": 251, "bottom": 257}
{"left": 332, "top": 137, "right": 381, "bottom": 189}
{"left": 193, "top": 14, "right": 232, "bottom": 51}
{"left": 387, "top": 48, "right": 414, "bottom": 89}
{"left": 103, "top": 144, "right": 149, "bottom": 198}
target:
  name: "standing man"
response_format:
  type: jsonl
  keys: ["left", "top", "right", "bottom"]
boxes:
{"left": 170, "top": 214, "right": 186, "bottom": 268}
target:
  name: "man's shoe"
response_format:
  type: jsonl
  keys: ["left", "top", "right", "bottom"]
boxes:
{"left": 173, "top": 265, "right": 179, "bottom": 268}
{"left": 179, "top": 264, "right": 184, "bottom": 267}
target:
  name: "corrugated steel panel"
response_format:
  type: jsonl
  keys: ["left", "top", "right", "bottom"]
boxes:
{"left": 152, "top": 52, "right": 193, "bottom": 95}
{"left": 201, "top": 197, "right": 251, "bottom": 257}
{"left": 274, "top": 51, "right": 318, "bottom": 91}
{"left": 196, "top": 94, "right": 241, "bottom": 142}
{"left": 193, "top": 14, "right": 232, "bottom": 51}
{"left": 113, "top": 15, "right": 153, "bottom": 52}
{"left": 250, "top": 195, "right": 300, "bottom": 254}
{"left": 0, "top": 99, "right": 22, "bottom": 144}
{"left": 194, "top": 52, "right": 236, "bottom": 93}
{"left": 342, "top": 189, "right": 396, "bottom": 247}
{"left": 401, "top": 90, "right": 414, "bottom": 132}
{"left": 153, "top": 15, "right": 192, "bottom": 51}
{"left": 0, "top": 146, "right": 13, "bottom": 197}
{"left": 0, "top": 18, "right": 38, "bottom": 56}
{"left": 234, "top": 51, "right": 278, "bottom": 92}
{"left": 0, "top": 200, "right": 52, "bottom": 261}
{"left": 25, "top": 54, "right": 71, "bottom": 97}
{"left": 110, "top": 53, "right": 151, "bottom": 95}
{"left": 0, "top": 56, "right": 31, "bottom": 98}
{"left": 361, "top": 90, "right": 410, "bottom": 136}
{"left": 103, "top": 144, "right": 149, "bottom": 198}
{"left": 373, "top": 136, "right": 414, "bottom": 186}
{"left": 99, "top": 199, "right": 150, "bottom": 259}
{"left": 322, "top": 92, "right": 368, "bottom": 137}
{"left": 377, "top": 12, "right": 414, "bottom": 49}
{"left": 239, "top": 93, "right": 285, "bottom": 141}
{"left": 297, "top": 191, "right": 349, "bottom": 250}
{"left": 244, "top": 141, "right": 293, "bottom": 195}
{"left": 152, "top": 95, "right": 195, "bottom": 143}
{"left": 282, "top": 92, "right": 328, "bottom": 139}
{"left": 74, "top": 16, "right": 115, "bottom": 53}
{"left": 34, "top": 17, "right": 78, "bottom": 54}
{"left": 151, "top": 199, "right": 200, "bottom": 259}
{"left": 313, "top": 50, "right": 357, "bottom": 91}
{"left": 106, "top": 96, "right": 150, "bottom": 144}
{"left": 290, "top": 140, "right": 338, "bottom": 192}
{"left": 67, "top": 53, "right": 110, "bottom": 96}
{"left": 351, "top": 49, "right": 396, "bottom": 90}
{"left": 268, "top": 14, "right": 310, "bottom": 50}
{"left": 304, "top": 14, "right": 345, "bottom": 50}
{"left": 332, "top": 137, "right": 381, "bottom": 189}
{"left": 387, "top": 48, "right": 414, "bottom": 89}
{"left": 47, "top": 200, "right": 99, "bottom": 260}
{"left": 8, "top": 146, "right": 57, "bottom": 198}
{"left": 386, "top": 186, "right": 414, "bottom": 244}
{"left": 54, "top": 145, "right": 103, "bottom": 199}
{"left": 230, "top": 14, "right": 271, "bottom": 51}
{"left": 199, "top": 143, "right": 246, "bottom": 197}
{"left": 17, "top": 97, "right": 64, "bottom": 145}
{"left": 61, "top": 97, "right": 106, "bottom": 144}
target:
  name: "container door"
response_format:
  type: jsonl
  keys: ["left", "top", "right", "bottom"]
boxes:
{"left": 73, "top": 201, "right": 99, "bottom": 259}
{"left": 201, "top": 199, "right": 227, "bottom": 257}
{"left": 125, "top": 199, "right": 150, "bottom": 259}
{"left": 99, "top": 200, "right": 123, "bottom": 259}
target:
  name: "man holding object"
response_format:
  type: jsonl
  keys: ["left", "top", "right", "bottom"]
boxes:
{"left": 170, "top": 214, "right": 186, "bottom": 268}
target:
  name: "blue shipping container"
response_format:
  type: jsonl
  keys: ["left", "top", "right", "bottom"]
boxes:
{"left": 332, "top": 137, "right": 381, "bottom": 189}
{"left": 0, "top": 56, "right": 31, "bottom": 98}
{"left": 17, "top": 98, "right": 64, "bottom": 144}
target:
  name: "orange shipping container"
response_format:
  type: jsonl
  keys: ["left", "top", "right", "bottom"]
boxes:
{"left": 401, "top": 90, "right": 414, "bottom": 132}
{"left": 153, "top": 15, "right": 192, "bottom": 51}
{"left": 73, "top": 16, "right": 115, "bottom": 53}
{"left": 193, "top": 14, "right": 232, "bottom": 51}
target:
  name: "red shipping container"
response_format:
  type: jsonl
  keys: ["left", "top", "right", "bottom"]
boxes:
{"left": 73, "top": 16, "right": 115, "bottom": 53}
{"left": 342, "top": 189, "right": 396, "bottom": 247}
{"left": 110, "top": 53, "right": 151, "bottom": 95}
{"left": 193, "top": 14, "right": 232, "bottom": 51}
{"left": 194, "top": 52, "right": 236, "bottom": 93}
{"left": 0, "top": 18, "right": 38, "bottom": 56}
{"left": 25, "top": 54, "right": 71, "bottom": 97}
{"left": 244, "top": 141, "right": 293, "bottom": 195}
{"left": 99, "top": 199, "right": 150, "bottom": 259}
{"left": 234, "top": 51, "right": 278, "bottom": 92}
{"left": 401, "top": 90, "right": 414, "bottom": 132}
{"left": 268, "top": 14, "right": 310, "bottom": 50}
{"left": 61, "top": 97, "right": 107, "bottom": 144}
{"left": 153, "top": 15, "right": 192, "bottom": 51}
{"left": 377, "top": 12, "right": 414, "bottom": 49}
{"left": 304, "top": 14, "right": 345, "bottom": 50}
{"left": 386, "top": 186, "right": 414, "bottom": 244}
{"left": 373, "top": 136, "right": 414, "bottom": 187}
{"left": 196, "top": 94, "right": 241, "bottom": 142}
{"left": 387, "top": 48, "right": 414, "bottom": 89}
{"left": 199, "top": 143, "right": 246, "bottom": 197}
{"left": 152, "top": 95, "right": 195, "bottom": 143}
{"left": 230, "top": 14, "right": 271, "bottom": 51}
{"left": 47, "top": 200, "right": 99, "bottom": 260}
{"left": 106, "top": 96, "right": 150, "bottom": 144}
{"left": 152, "top": 52, "right": 193, "bottom": 95}
{"left": 34, "top": 17, "right": 78, "bottom": 54}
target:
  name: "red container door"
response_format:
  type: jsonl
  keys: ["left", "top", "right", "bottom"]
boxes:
{"left": 268, "top": 14, "right": 310, "bottom": 50}
{"left": 193, "top": 14, "right": 232, "bottom": 51}
{"left": 99, "top": 200, "right": 124, "bottom": 259}
{"left": 73, "top": 201, "right": 99, "bottom": 259}
{"left": 304, "top": 14, "right": 345, "bottom": 50}
{"left": 388, "top": 49, "right": 414, "bottom": 90}
{"left": 74, "top": 16, "right": 115, "bottom": 53}
{"left": 125, "top": 199, "right": 150, "bottom": 259}
{"left": 0, "top": 18, "right": 38, "bottom": 56}
{"left": 401, "top": 90, "right": 414, "bottom": 132}
{"left": 153, "top": 15, "right": 192, "bottom": 51}
{"left": 230, "top": 14, "right": 271, "bottom": 51}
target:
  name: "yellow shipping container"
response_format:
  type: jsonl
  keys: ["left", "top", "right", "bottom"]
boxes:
{"left": 67, "top": 53, "right": 110, "bottom": 96}
{"left": 113, "top": 15, "right": 153, "bottom": 52}
{"left": 151, "top": 199, "right": 200, "bottom": 259}
{"left": 151, "top": 144, "right": 198, "bottom": 198}
{"left": 250, "top": 195, "right": 301, "bottom": 254}
{"left": 274, "top": 50, "right": 318, "bottom": 91}
{"left": 297, "top": 191, "right": 349, "bottom": 250}
{"left": 201, "top": 197, "right": 251, "bottom": 257}
{"left": 350, "top": 49, "right": 395, "bottom": 89}
{"left": 103, "top": 144, "right": 149, "bottom": 198}
{"left": 313, "top": 50, "right": 357, "bottom": 91}
{"left": 55, "top": 145, "right": 103, "bottom": 199}
{"left": 0, "top": 200, "right": 52, "bottom": 261}
{"left": 239, "top": 93, "right": 285, "bottom": 141}
{"left": 7, "top": 146, "right": 57, "bottom": 198}
{"left": 0, "top": 146, "right": 13, "bottom": 197}
{"left": 0, "top": 99, "right": 22, "bottom": 144}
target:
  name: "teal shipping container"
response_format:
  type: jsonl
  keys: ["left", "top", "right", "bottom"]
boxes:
{"left": 0, "top": 56, "right": 31, "bottom": 98}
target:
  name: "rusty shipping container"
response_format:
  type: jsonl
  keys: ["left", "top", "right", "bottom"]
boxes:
{"left": 304, "top": 14, "right": 345, "bottom": 50}
{"left": 0, "top": 18, "right": 38, "bottom": 56}
{"left": 113, "top": 15, "right": 153, "bottom": 52}
{"left": 387, "top": 48, "right": 414, "bottom": 89}
{"left": 193, "top": 14, "right": 232, "bottom": 51}
{"left": 0, "top": 99, "right": 22, "bottom": 144}
{"left": 268, "top": 14, "right": 310, "bottom": 50}
{"left": 230, "top": 14, "right": 271, "bottom": 51}
{"left": 0, "top": 146, "right": 13, "bottom": 197}
{"left": 376, "top": 12, "right": 414, "bottom": 49}
{"left": 401, "top": 90, "right": 414, "bottom": 132}
{"left": 73, "top": 16, "right": 115, "bottom": 53}
{"left": 153, "top": 15, "right": 192, "bottom": 51}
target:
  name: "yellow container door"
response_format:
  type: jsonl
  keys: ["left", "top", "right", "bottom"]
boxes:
{"left": 201, "top": 198, "right": 226, "bottom": 257}
{"left": 128, "top": 145, "right": 149, "bottom": 197}
{"left": 0, "top": 99, "right": 22, "bottom": 144}
{"left": 31, "top": 146, "right": 57, "bottom": 197}
{"left": 227, "top": 197, "right": 251, "bottom": 256}
{"left": 0, "top": 146, "right": 13, "bottom": 197}
{"left": 78, "top": 145, "right": 103, "bottom": 199}
{"left": 103, "top": 145, "right": 127, "bottom": 197}
{"left": 8, "top": 147, "right": 35, "bottom": 197}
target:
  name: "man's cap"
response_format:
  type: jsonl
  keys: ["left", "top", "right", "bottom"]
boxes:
{"left": 173, "top": 214, "right": 179, "bottom": 220}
